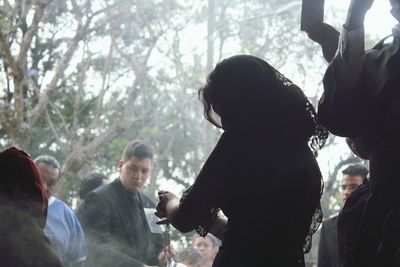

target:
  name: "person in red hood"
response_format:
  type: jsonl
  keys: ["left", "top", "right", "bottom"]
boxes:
{"left": 0, "top": 147, "right": 63, "bottom": 267}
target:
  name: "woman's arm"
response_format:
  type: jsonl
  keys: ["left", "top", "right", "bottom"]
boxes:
{"left": 344, "top": 0, "right": 374, "bottom": 31}
{"left": 318, "top": 0, "right": 374, "bottom": 136}
{"left": 157, "top": 193, "right": 226, "bottom": 241}
{"left": 157, "top": 186, "right": 219, "bottom": 234}
{"left": 156, "top": 134, "right": 229, "bottom": 238}
{"left": 156, "top": 191, "right": 195, "bottom": 233}
{"left": 305, "top": 22, "right": 340, "bottom": 63}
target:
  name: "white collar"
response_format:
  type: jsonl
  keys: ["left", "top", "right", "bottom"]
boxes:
{"left": 48, "top": 196, "right": 56, "bottom": 206}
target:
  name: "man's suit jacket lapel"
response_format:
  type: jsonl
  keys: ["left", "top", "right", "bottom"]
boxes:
{"left": 112, "top": 179, "right": 145, "bottom": 248}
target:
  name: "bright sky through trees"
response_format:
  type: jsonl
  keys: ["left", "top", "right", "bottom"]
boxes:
{"left": 329, "top": 0, "right": 397, "bottom": 39}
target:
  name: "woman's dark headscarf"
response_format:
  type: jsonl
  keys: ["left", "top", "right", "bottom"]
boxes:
{"left": 0, "top": 147, "right": 48, "bottom": 228}
{"left": 199, "top": 55, "right": 328, "bottom": 154}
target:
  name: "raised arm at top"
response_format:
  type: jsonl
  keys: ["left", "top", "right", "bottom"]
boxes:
{"left": 344, "top": 0, "right": 374, "bottom": 31}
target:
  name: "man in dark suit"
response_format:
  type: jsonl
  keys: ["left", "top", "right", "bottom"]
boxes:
{"left": 318, "top": 164, "right": 368, "bottom": 267}
{"left": 80, "top": 140, "right": 164, "bottom": 267}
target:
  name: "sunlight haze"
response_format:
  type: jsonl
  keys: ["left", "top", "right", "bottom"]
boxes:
{"left": 328, "top": 0, "right": 397, "bottom": 38}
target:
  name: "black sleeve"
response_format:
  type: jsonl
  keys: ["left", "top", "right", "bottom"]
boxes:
{"left": 172, "top": 133, "right": 229, "bottom": 233}
{"left": 319, "top": 50, "right": 372, "bottom": 137}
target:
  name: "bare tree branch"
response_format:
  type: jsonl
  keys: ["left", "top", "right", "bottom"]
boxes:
{"left": 17, "top": 1, "right": 46, "bottom": 66}
{"left": 28, "top": 19, "right": 89, "bottom": 125}
{"left": 0, "top": 33, "right": 18, "bottom": 76}
{"left": 45, "top": 109, "right": 65, "bottom": 152}
{"left": 48, "top": 100, "right": 73, "bottom": 138}
{"left": 29, "top": 0, "right": 129, "bottom": 126}
{"left": 81, "top": 37, "right": 115, "bottom": 136}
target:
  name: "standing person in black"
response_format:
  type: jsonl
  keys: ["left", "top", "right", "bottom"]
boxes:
{"left": 318, "top": 164, "right": 369, "bottom": 267}
{"left": 79, "top": 141, "right": 164, "bottom": 267}
{"left": 75, "top": 172, "right": 108, "bottom": 224}
{"left": 318, "top": 0, "right": 400, "bottom": 266}
{"left": 155, "top": 55, "right": 328, "bottom": 267}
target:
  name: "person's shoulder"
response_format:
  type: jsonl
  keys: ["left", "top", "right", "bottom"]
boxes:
{"left": 50, "top": 197, "right": 71, "bottom": 211}
{"left": 204, "top": 131, "right": 234, "bottom": 163}
{"left": 85, "top": 178, "right": 122, "bottom": 208}
{"left": 50, "top": 197, "right": 63, "bottom": 205}
{"left": 216, "top": 131, "right": 238, "bottom": 147}
{"left": 89, "top": 178, "right": 119, "bottom": 196}
{"left": 53, "top": 199, "right": 81, "bottom": 220}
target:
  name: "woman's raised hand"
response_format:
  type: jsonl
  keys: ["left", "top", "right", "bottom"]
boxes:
{"left": 348, "top": 0, "right": 374, "bottom": 14}
{"left": 305, "top": 22, "right": 340, "bottom": 62}
{"left": 155, "top": 190, "right": 179, "bottom": 224}
{"left": 345, "top": 0, "right": 374, "bottom": 30}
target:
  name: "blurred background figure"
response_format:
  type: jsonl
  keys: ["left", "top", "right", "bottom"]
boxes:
{"left": 0, "top": 147, "right": 63, "bottom": 267}
{"left": 174, "top": 247, "right": 203, "bottom": 267}
{"left": 75, "top": 172, "right": 108, "bottom": 222}
{"left": 318, "top": 164, "right": 369, "bottom": 267}
{"left": 175, "top": 234, "right": 220, "bottom": 267}
{"left": 191, "top": 234, "right": 220, "bottom": 267}
{"left": 35, "top": 155, "right": 87, "bottom": 267}
{"left": 78, "top": 172, "right": 108, "bottom": 201}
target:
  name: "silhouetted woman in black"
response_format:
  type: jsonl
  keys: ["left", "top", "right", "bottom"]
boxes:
{"left": 156, "top": 55, "right": 328, "bottom": 267}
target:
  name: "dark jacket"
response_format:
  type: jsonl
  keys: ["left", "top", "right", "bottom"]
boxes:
{"left": 320, "top": 34, "right": 400, "bottom": 267}
{"left": 318, "top": 215, "right": 338, "bottom": 267}
{"left": 79, "top": 179, "right": 163, "bottom": 267}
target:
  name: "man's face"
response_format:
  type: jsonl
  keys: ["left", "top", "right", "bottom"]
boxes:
{"left": 119, "top": 156, "right": 152, "bottom": 192}
{"left": 36, "top": 162, "right": 59, "bottom": 197}
{"left": 192, "top": 237, "right": 217, "bottom": 263}
{"left": 339, "top": 174, "right": 364, "bottom": 203}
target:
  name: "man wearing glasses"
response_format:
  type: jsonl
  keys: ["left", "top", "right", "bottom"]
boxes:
{"left": 318, "top": 164, "right": 369, "bottom": 267}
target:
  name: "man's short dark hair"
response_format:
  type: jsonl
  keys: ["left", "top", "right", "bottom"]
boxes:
{"left": 122, "top": 140, "right": 154, "bottom": 161}
{"left": 78, "top": 172, "right": 107, "bottom": 200}
{"left": 34, "top": 155, "right": 60, "bottom": 171}
{"left": 342, "top": 164, "right": 369, "bottom": 180}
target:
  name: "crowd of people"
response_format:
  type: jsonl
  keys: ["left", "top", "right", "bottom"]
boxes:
{"left": 1, "top": 0, "right": 400, "bottom": 266}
